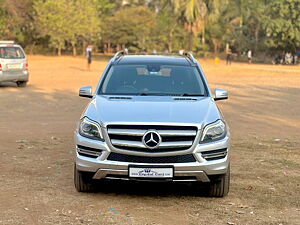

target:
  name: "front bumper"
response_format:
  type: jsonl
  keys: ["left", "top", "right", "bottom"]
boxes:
{"left": 74, "top": 132, "right": 230, "bottom": 182}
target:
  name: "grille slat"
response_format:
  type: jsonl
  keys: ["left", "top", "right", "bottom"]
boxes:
{"left": 108, "top": 129, "right": 196, "bottom": 136}
{"left": 107, "top": 152, "right": 196, "bottom": 163}
{"left": 107, "top": 125, "right": 197, "bottom": 153}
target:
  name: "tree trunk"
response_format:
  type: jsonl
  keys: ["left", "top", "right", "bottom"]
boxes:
{"left": 254, "top": 23, "right": 260, "bottom": 53}
{"left": 188, "top": 31, "right": 193, "bottom": 51}
{"left": 168, "top": 42, "right": 172, "bottom": 53}
{"left": 168, "top": 27, "right": 175, "bottom": 53}
{"left": 202, "top": 24, "right": 205, "bottom": 45}
{"left": 107, "top": 42, "right": 111, "bottom": 53}
{"left": 82, "top": 40, "right": 87, "bottom": 56}
{"left": 58, "top": 46, "right": 61, "bottom": 56}
{"left": 72, "top": 42, "right": 77, "bottom": 56}
{"left": 212, "top": 39, "right": 217, "bottom": 56}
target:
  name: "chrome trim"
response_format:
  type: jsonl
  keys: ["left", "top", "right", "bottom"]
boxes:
{"left": 160, "top": 141, "right": 193, "bottom": 148}
{"left": 142, "top": 130, "right": 162, "bottom": 149}
{"left": 111, "top": 139, "right": 193, "bottom": 149}
{"left": 93, "top": 169, "right": 127, "bottom": 179}
{"left": 77, "top": 146, "right": 102, "bottom": 157}
{"left": 92, "top": 168, "right": 210, "bottom": 182}
{"left": 175, "top": 171, "right": 210, "bottom": 182}
{"left": 108, "top": 129, "right": 145, "bottom": 136}
{"left": 158, "top": 130, "right": 196, "bottom": 136}
{"left": 202, "top": 152, "right": 227, "bottom": 159}
{"left": 111, "top": 139, "right": 145, "bottom": 148}
{"left": 107, "top": 128, "right": 196, "bottom": 137}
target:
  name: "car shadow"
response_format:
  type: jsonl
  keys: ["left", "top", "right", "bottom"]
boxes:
{"left": 92, "top": 180, "right": 209, "bottom": 197}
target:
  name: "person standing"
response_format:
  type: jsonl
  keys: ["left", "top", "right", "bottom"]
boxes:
{"left": 247, "top": 50, "right": 252, "bottom": 64}
{"left": 226, "top": 47, "right": 232, "bottom": 65}
{"left": 86, "top": 45, "right": 93, "bottom": 71}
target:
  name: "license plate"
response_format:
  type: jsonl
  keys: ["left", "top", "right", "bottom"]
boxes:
{"left": 7, "top": 64, "right": 22, "bottom": 69}
{"left": 129, "top": 166, "right": 173, "bottom": 178}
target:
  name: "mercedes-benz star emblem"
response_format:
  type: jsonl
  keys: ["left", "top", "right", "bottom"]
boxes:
{"left": 142, "top": 130, "right": 162, "bottom": 149}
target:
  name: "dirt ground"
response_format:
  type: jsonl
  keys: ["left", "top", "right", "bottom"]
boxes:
{"left": 0, "top": 55, "right": 299, "bottom": 225}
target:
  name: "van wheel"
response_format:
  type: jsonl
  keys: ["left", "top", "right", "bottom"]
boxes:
{"left": 206, "top": 167, "right": 230, "bottom": 197}
{"left": 74, "top": 165, "right": 96, "bottom": 192}
{"left": 17, "top": 81, "right": 27, "bottom": 87}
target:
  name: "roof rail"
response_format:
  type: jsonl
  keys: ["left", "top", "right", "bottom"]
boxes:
{"left": 113, "top": 50, "right": 126, "bottom": 62}
{"left": 179, "top": 51, "right": 197, "bottom": 64}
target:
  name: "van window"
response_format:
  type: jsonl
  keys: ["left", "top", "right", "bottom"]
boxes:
{"left": 0, "top": 47, "right": 25, "bottom": 59}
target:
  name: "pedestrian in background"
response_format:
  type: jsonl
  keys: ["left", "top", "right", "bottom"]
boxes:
{"left": 226, "top": 46, "right": 232, "bottom": 65}
{"left": 247, "top": 50, "right": 252, "bottom": 64}
{"left": 86, "top": 45, "right": 93, "bottom": 71}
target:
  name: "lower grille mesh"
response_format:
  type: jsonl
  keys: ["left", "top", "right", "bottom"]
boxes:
{"left": 107, "top": 152, "right": 196, "bottom": 163}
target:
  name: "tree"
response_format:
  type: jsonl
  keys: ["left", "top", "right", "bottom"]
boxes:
{"left": 70, "top": 0, "right": 101, "bottom": 56}
{"left": 34, "top": 0, "right": 101, "bottom": 56}
{"left": 172, "top": 0, "right": 207, "bottom": 51}
{"left": 34, "top": 0, "right": 75, "bottom": 56}
{"left": 205, "top": 0, "right": 229, "bottom": 55}
{"left": 264, "top": 0, "right": 300, "bottom": 51}
{"left": 0, "top": 0, "right": 35, "bottom": 44}
{"left": 102, "top": 6, "right": 155, "bottom": 52}
{"left": 154, "top": 8, "right": 186, "bottom": 52}
{"left": 0, "top": 0, "right": 7, "bottom": 39}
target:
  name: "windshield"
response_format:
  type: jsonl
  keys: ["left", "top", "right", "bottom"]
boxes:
{"left": 99, "top": 64, "right": 207, "bottom": 96}
{"left": 0, "top": 47, "right": 25, "bottom": 59}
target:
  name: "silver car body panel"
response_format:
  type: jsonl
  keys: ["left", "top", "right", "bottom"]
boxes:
{"left": 0, "top": 44, "right": 29, "bottom": 83}
{"left": 75, "top": 55, "right": 230, "bottom": 182}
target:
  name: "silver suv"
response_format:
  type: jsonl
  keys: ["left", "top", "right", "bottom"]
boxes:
{"left": 74, "top": 52, "right": 230, "bottom": 197}
{"left": 0, "top": 41, "right": 29, "bottom": 87}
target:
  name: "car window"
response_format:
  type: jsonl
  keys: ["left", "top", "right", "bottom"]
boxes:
{"left": 99, "top": 64, "right": 207, "bottom": 96}
{"left": 0, "top": 47, "right": 25, "bottom": 59}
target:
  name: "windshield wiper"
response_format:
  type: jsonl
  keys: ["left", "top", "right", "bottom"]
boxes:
{"left": 180, "top": 93, "right": 205, "bottom": 96}
{"left": 137, "top": 93, "right": 205, "bottom": 96}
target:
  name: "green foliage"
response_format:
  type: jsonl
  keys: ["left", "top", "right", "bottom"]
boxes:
{"left": 34, "top": 0, "right": 74, "bottom": 54}
{"left": 34, "top": 0, "right": 101, "bottom": 55}
{"left": 0, "top": 0, "right": 298, "bottom": 58}
{"left": 102, "top": 6, "right": 155, "bottom": 51}
{"left": 0, "top": 1, "right": 7, "bottom": 39}
{"left": 264, "top": 0, "right": 300, "bottom": 51}
{"left": 153, "top": 7, "right": 187, "bottom": 52}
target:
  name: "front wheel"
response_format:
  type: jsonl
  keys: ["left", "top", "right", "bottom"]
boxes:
{"left": 74, "top": 165, "right": 96, "bottom": 192}
{"left": 17, "top": 81, "right": 27, "bottom": 87}
{"left": 206, "top": 167, "right": 230, "bottom": 197}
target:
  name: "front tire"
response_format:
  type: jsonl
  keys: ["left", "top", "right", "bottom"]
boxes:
{"left": 206, "top": 167, "right": 230, "bottom": 197}
{"left": 74, "top": 165, "right": 96, "bottom": 192}
{"left": 17, "top": 81, "right": 27, "bottom": 87}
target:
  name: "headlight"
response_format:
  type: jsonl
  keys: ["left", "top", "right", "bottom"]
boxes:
{"left": 200, "top": 120, "right": 226, "bottom": 142}
{"left": 79, "top": 117, "right": 103, "bottom": 140}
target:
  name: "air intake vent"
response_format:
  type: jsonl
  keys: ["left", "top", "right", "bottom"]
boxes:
{"left": 173, "top": 98, "right": 197, "bottom": 101}
{"left": 109, "top": 96, "right": 132, "bottom": 100}
{"left": 107, "top": 152, "right": 196, "bottom": 163}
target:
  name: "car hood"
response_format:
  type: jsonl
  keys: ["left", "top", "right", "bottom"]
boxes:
{"left": 83, "top": 96, "right": 222, "bottom": 129}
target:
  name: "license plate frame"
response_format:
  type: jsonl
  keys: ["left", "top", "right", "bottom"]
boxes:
{"left": 128, "top": 165, "right": 174, "bottom": 179}
{"left": 7, "top": 64, "right": 22, "bottom": 69}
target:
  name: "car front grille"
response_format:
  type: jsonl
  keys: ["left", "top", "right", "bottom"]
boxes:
{"left": 107, "top": 125, "right": 198, "bottom": 153}
{"left": 107, "top": 152, "right": 196, "bottom": 163}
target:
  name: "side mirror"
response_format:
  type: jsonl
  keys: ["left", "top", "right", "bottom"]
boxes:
{"left": 79, "top": 86, "right": 93, "bottom": 98}
{"left": 214, "top": 88, "right": 228, "bottom": 101}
